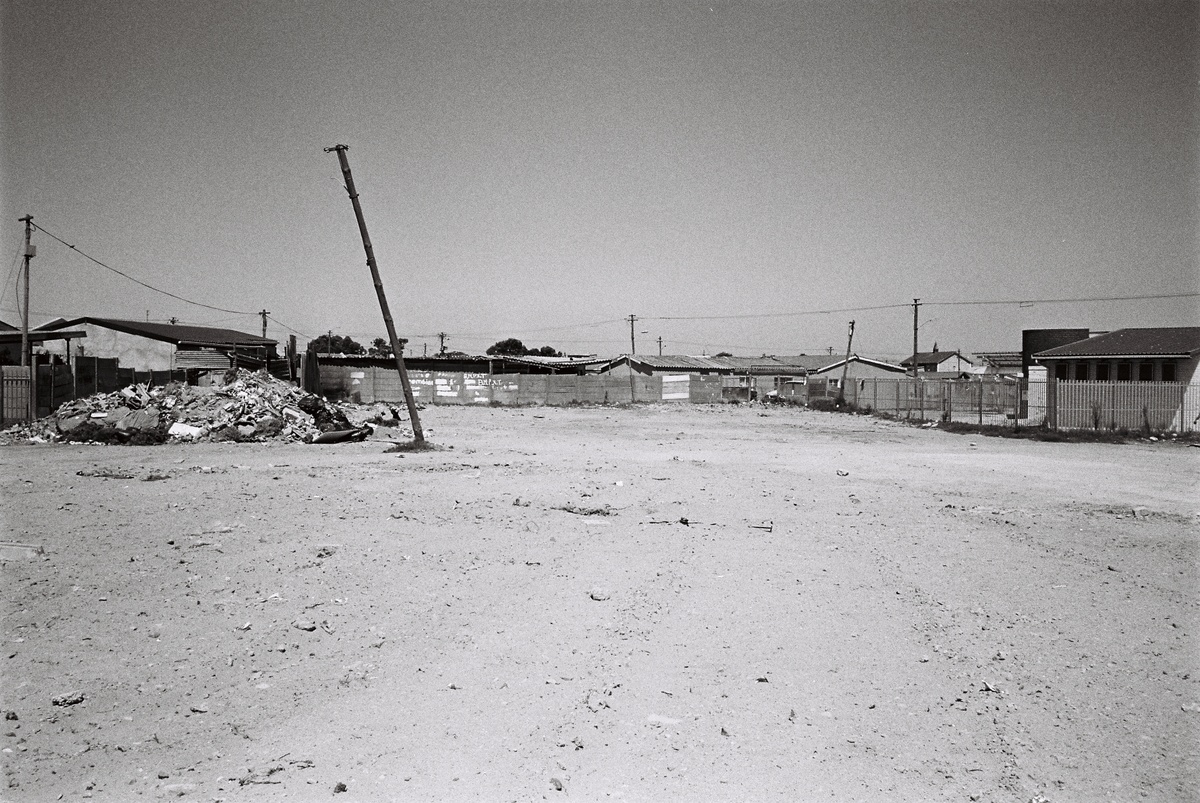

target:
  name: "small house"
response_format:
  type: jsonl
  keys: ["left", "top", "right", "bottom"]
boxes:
{"left": 37, "top": 318, "right": 278, "bottom": 375}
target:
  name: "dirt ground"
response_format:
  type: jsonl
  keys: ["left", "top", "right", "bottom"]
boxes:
{"left": 1, "top": 403, "right": 1197, "bottom": 802}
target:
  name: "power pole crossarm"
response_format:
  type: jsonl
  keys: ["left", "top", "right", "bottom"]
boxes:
{"left": 325, "top": 144, "right": 425, "bottom": 443}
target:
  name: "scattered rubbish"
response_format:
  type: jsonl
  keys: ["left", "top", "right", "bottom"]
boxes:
{"left": 51, "top": 691, "right": 84, "bottom": 707}
{"left": 0, "top": 542, "right": 44, "bottom": 561}
{"left": 749, "top": 521, "right": 774, "bottom": 532}
{"left": 981, "top": 681, "right": 1000, "bottom": 693}
{"left": 756, "top": 677, "right": 769, "bottom": 683}
{"left": 167, "top": 422, "right": 206, "bottom": 440}
{"left": 555, "top": 504, "right": 614, "bottom": 516}
{"left": 550, "top": 777, "right": 564, "bottom": 792}
{"left": 76, "top": 468, "right": 134, "bottom": 480}
{"left": 189, "top": 704, "right": 208, "bottom": 713}
{"left": 311, "top": 427, "right": 370, "bottom": 444}
{"left": 919, "top": 656, "right": 930, "bottom": 663}
{"left": 836, "top": 470, "right": 849, "bottom": 476}
{"left": 679, "top": 517, "right": 689, "bottom": 526}
{"left": 720, "top": 727, "right": 730, "bottom": 737}
{"left": 1132, "top": 506, "right": 1150, "bottom": 519}
{"left": 589, "top": 587, "right": 612, "bottom": 601}
{"left": 334, "top": 782, "right": 348, "bottom": 794}
{"left": 292, "top": 619, "right": 317, "bottom": 632}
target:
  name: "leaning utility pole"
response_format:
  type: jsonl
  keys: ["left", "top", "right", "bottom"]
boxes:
{"left": 627, "top": 314, "right": 637, "bottom": 354}
{"left": 836, "top": 320, "right": 855, "bottom": 404}
{"left": 325, "top": 144, "right": 425, "bottom": 443}
{"left": 911, "top": 298, "right": 921, "bottom": 378}
{"left": 18, "top": 215, "right": 33, "bottom": 421}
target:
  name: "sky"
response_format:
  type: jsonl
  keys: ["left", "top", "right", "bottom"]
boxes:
{"left": 1, "top": 0, "right": 1196, "bottom": 360}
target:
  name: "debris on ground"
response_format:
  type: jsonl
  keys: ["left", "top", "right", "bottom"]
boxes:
{"left": 51, "top": 690, "right": 85, "bottom": 707}
{"left": 555, "top": 504, "right": 615, "bottom": 516}
{"left": 1, "top": 369, "right": 406, "bottom": 445}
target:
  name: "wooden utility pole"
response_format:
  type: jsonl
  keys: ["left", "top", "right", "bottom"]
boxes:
{"left": 260, "top": 309, "right": 270, "bottom": 339}
{"left": 657, "top": 336, "right": 663, "bottom": 356}
{"left": 911, "top": 298, "right": 921, "bottom": 378}
{"left": 325, "top": 144, "right": 424, "bottom": 443}
{"left": 18, "top": 217, "right": 32, "bottom": 369}
{"left": 437, "top": 332, "right": 449, "bottom": 355}
{"left": 18, "top": 215, "right": 33, "bottom": 420}
{"left": 836, "top": 320, "right": 855, "bottom": 405}
{"left": 627, "top": 314, "right": 637, "bottom": 354}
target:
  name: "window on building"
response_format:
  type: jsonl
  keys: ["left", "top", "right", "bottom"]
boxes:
{"left": 1116, "top": 362, "right": 1132, "bottom": 381}
{"left": 1054, "top": 363, "right": 1069, "bottom": 380}
{"left": 1073, "top": 363, "right": 1089, "bottom": 380}
{"left": 1138, "top": 362, "right": 1153, "bottom": 382}
{"left": 1162, "top": 362, "right": 1177, "bottom": 382}
{"left": 1095, "top": 362, "right": 1110, "bottom": 381}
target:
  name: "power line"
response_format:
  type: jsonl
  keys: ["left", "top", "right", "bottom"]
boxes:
{"left": 0, "top": 243, "right": 24, "bottom": 312}
{"left": 925, "top": 292, "right": 1199, "bottom": 308}
{"left": 266, "top": 314, "right": 315, "bottom": 340}
{"left": 30, "top": 222, "right": 260, "bottom": 316}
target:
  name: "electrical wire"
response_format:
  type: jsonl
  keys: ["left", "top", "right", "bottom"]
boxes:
{"left": 0, "top": 243, "right": 24, "bottom": 313}
{"left": 266, "top": 315, "right": 315, "bottom": 340}
{"left": 924, "top": 292, "right": 1199, "bottom": 307}
{"left": 30, "top": 222, "right": 261, "bottom": 316}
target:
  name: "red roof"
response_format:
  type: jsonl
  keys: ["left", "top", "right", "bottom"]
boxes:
{"left": 1034, "top": 327, "right": 1200, "bottom": 359}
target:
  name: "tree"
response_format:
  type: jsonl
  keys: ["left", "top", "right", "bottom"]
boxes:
{"left": 485, "top": 339, "right": 563, "bottom": 357}
{"left": 486, "top": 338, "right": 528, "bottom": 356}
{"left": 307, "top": 334, "right": 365, "bottom": 355}
{"left": 368, "top": 337, "right": 393, "bottom": 358}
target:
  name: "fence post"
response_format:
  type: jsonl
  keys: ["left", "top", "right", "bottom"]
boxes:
{"left": 978, "top": 380, "right": 984, "bottom": 425}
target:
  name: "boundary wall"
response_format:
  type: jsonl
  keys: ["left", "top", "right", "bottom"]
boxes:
{"left": 315, "top": 365, "right": 723, "bottom": 406}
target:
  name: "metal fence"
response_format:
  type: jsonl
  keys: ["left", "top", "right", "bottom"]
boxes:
{"left": 1, "top": 366, "right": 31, "bottom": 427}
{"left": 1049, "top": 380, "right": 1200, "bottom": 432}
{"left": 798, "top": 377, "right": 1199, "bottom": 433}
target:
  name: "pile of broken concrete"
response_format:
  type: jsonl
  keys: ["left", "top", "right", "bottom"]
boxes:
{"left": 4, "top": 370, "right": 397, "bottom": 445}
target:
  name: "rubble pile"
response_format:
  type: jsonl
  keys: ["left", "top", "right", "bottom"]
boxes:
{"left": 3, "top": 370, "right": 391, "bottom": 445}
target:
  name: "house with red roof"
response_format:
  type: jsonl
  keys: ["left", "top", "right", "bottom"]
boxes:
{"left": 1032, "top": 327, "right": 1200, "bottom": 384}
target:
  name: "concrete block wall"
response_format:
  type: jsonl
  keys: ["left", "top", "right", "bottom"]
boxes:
{"left": 315, "top": 364, "right": 720, "bottom": 406}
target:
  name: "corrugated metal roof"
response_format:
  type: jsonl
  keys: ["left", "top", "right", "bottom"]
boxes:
{"left": 173, "top": 348, "right": 235, "bottom": 369}
{"left": 1034, "top": 327, "right": 1200, "bottom": 359}
{"left": 974, "top": 351, "right": 1023, "bottom": 367}
{"left": 628, "top": 355, "right": 734, "bottom": 371}
{"left": 40, "top": 318, "right": 276, "bottom": 348}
